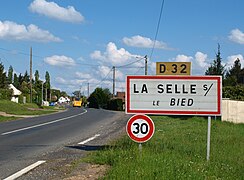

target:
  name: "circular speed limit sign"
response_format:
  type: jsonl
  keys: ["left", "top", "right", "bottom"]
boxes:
{"left": 126, "top": 114, "right": 155, "bottom": 143}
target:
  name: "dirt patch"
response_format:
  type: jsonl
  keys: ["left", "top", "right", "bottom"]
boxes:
{"left": 0, "top": 111, "right": 36, "bottom": 118}
{"left": 64, "top": 164, "right": 110, "bottom": 180}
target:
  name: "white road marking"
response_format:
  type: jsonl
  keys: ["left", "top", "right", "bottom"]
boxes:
{"left": 1, "top": 109, "right": 87, "bottom": 136}
{"left": 78, "top": 134, "right": 100, "bottom": 145}
{"left": 3, "top": 160, "right": 46, "bottom": 180}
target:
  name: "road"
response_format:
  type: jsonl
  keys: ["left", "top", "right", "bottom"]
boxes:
{"left": 0, "top": 107, "right": 129, "bottom": 179}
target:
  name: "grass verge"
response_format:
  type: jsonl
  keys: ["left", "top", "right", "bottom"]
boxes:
{"left": 0, "top": 116, "right": 20, "bottom": 122}
{"left": 0, "top": 100, "right": 63, "bottom": 116}
{"left": 84, "top": 116, "right": 244, "bottom": 179}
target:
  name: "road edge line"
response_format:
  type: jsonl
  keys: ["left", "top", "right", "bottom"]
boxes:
{"left": 78, "top": 134, "right": 100, "bottom": 145}
{"left": 3, "top": 160, "right": 46, "bottom": 180}
{"left": 1, "top": 109, "right": 87, "bottom": 136}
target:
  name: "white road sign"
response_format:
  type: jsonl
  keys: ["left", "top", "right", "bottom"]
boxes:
{"left": 126, "top": 76, "right": 222, "bottom": 115}
{"left": 126, "top": 114, "right": 155, "bottom": 143}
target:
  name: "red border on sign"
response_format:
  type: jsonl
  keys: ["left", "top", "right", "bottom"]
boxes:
{"left": 126, "top": 75, "right": 222, "bottom": 115}
{"left": 126, "top": 114, "right": 155, "bottom": 143}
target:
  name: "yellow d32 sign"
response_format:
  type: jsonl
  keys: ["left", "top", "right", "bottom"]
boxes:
{"left": 156, "top": 62, "right": 191, "bottom": 75}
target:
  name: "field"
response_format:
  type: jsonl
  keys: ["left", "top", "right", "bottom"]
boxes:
{"left": 85, "top": 116, "right": 244, "bottom": 179}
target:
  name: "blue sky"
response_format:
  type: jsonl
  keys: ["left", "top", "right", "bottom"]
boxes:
{"left": 0, "top": 0, "right": 244, "bottom": 95}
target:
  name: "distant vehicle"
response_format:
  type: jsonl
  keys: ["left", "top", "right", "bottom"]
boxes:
{"left": 49, "top": 102, "right": 56, "bottom": 106}
{"left": 73, "top": 98, "right": 82, "bottom": 107}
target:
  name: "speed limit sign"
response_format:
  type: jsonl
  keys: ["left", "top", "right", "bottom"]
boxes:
{"left": 126, "top": 114, "right": 155, "bottom": 143}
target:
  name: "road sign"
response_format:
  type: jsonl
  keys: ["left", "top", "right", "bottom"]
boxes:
{"left": 126, "top": 75, "right": 222, "bottom": 115}
{"left": 126, "top": 114, "right": 155, "bottom": 143}
{"left": 156, "top": 62, "right": 191, "bottom": 75}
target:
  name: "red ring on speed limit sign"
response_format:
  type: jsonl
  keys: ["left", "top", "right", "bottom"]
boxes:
{"left": 126, "top": 114, "right": 155, "bottom": 143}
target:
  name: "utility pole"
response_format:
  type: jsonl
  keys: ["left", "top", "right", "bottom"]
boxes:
{"left": 41, "top": 81, "right": 43, "bottom": 106}
{"left": 113, "top": 66, "right": 116, "bottom": 97}
{"left": 87, "top": 83, "right": 90, "bottom": 97}
{"left": 30, "top": 47, "right": 32, "bottom": 103}
{"left": 145, "top": 55, "right": 148, "bottom": 75}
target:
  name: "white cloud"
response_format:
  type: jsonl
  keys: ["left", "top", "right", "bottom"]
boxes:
{"left": 90, "top": 42, "right": 139, "bottom": 66}
{"left": 226, "top": 54, "right": 244, "bottom": 69}
{"left": 123, "top": 35, "right": 171, "bottom": 50}
{"left": 98, "top": 65, "right": 112, "bottom": 77}
{"left": 228, "top": 29, "right": 244, "bottom": 44}
{"left": 29, "top": 0, "right": 84, "bottom": 23}
{"left": 56, "top": 77, "right": 67, "bottom": 84}
{"left": 0, "top": 20, "right": 61, "bottom": 42}
{"left": 44, "top": 55, "right": 76, "bottom": 67}
{"left": 75, "top": 71, "right": 92, "bottom": 79}
{"left": 174, "top": 54, "right": 193, "bottom": 62}
{"left": 195, "top": 52, "right": 208, "bottom": 68}
{"left": 171, "top": 52, "right": 211, "bottom": 75}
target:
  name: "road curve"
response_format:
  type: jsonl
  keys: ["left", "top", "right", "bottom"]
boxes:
{"left": 0, "top": 107, "right": 129, "bottom": 179}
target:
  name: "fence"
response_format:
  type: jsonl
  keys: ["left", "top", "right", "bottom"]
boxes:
{"left": 222, "top": 99, "right": 244, "bottom": 124}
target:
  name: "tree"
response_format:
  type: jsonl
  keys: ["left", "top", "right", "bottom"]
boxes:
{"left": 0, "top": 62, "right": 7, "bottom": 88}
{"left": 45, "top": 71, "right": 51, "bottom": 101}
{"left": 205, "top": 44, "right": 225, "bottom": 77}
{"left": 45, "top": 71, "right": 50, "bottom": 89}
{"left": 13, "top": 73, "right": 19, "bottom": 88}
{"left": 23, "top": 70, "right": 30, "bottom": 83}
{"left": 88, "top": 87, "right": 111, "bottom": 109}
{"left": 7, "top": 65, "right": 13, "bottom": 84}
{"left": 18, "top": 73, "right": 24, "bottom": 89}
{"left": 224, "top": 58, "right": 242, "bottom": 86}
{"left": 34, "top": 70, "right": 39, "bottom": 82}
{"left": 33, "top": 70, "right": 43, "bottom": 105}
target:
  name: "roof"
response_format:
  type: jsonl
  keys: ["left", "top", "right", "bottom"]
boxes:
{"left": 9, "top": 84, "right": 22, "bottom": 96}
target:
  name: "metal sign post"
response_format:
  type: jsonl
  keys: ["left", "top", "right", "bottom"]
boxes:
{"left": 207, "top": 116, "right": 211, "bottom": 161}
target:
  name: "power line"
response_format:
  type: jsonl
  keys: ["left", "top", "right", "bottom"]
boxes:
{"left": 116, "top": 56, "right": 145, "bottom": 68}
{"left": 149, "top": 0, "right": 166, "bottom": 61}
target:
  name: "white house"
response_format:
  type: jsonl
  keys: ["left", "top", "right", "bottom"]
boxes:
{"left": 58, "top": 96, "right": 71, "bottom": 103}
{"left": 9, "top": 84, "right": 22, "bottom": 103}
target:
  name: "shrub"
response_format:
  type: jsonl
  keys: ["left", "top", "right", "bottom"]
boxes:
{"left": 0, "top": 88, "right": 13, "bottom": 100}
{"left": 108, "top": 98, "right": 123, "bottom": 111}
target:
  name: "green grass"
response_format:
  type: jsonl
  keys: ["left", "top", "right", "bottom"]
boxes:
{"left": 0, "top": 100, "right": 61, "bottom": 115}
{"left": 85, "top": 116, "right": 244, "bottom": 179}
{"left": 0, "top": 116, "right": 20, "bottom": 122}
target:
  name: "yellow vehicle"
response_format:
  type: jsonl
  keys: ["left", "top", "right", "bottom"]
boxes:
{"left": 73, "top": 98, "right": 82, "bottom": 107}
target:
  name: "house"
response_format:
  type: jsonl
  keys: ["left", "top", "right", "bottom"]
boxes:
{"left": 116, "top": 92, "right": 125, "bottom": 103}
{"left": 9, "top": 84, "right": 22, "bottom": 103}
{"left": 58, "top": 96, "right": 70, "bottom": 103}
{"left": 115, "top": 91, "right": 125, "bottom": 110}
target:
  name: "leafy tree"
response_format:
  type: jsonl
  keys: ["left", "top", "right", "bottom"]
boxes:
{"left": 7, "top": 65, "right": 13, "bottom": 84}
{"left": 88, "top": 87, "right": 111, "bottom": 109}
{"left": 205, "top": 44, "right": 225, "bottom": 77}
{"left": 60, "top": 91, "right": 68, "bottom": 97}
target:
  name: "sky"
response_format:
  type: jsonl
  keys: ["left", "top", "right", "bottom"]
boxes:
{"left": 0, "top": 0, "right": 244, "bottom": 96}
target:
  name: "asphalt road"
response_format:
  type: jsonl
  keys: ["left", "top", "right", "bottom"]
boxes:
{"left": 0, "top": 107, "right": 129, "bottom": 179}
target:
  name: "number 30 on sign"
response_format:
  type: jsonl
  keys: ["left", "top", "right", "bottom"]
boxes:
{"left": 126, "top": 114, "right": 155, "bottom": 143}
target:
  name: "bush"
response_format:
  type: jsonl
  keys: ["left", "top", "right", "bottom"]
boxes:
{"left": 223, "top": 85, "right": 244, "bottom": 100}
{"left": 0, "top": 88, "right": 12, "bottom": 100}
{"left": 108, "top": 99, "right": 123, "bottom": 111}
